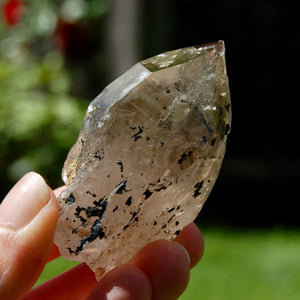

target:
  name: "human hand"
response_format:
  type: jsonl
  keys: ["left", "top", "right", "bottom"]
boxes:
{"left": 0, "top": 172, "right": 204, "bottom": 300}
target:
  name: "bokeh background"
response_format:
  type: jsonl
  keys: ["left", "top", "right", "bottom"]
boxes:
{"left": 1, "top": 0, "right": 299, "bottom": 298}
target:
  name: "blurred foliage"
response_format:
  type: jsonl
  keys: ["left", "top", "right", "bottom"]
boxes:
{"left": 0, "top": 0, "right": 109, "bottom": 198}
{"left": 182, "top": 227, "right": 300, "bottom": 300}
{"left": 0, "top": 51, "right": 87, "bottom": 190}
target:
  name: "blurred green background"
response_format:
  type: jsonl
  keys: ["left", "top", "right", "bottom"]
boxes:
{"left": 0, "top": 0, "right": 299, "bottom": 299}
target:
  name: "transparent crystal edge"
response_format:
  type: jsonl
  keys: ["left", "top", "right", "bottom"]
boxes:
{"left": 140, "top": 40, "right": 225, "bottom": 72}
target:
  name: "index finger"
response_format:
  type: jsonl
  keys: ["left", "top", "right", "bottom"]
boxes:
{"left": 46, "top": 186, "right": 66, "bottom": 263}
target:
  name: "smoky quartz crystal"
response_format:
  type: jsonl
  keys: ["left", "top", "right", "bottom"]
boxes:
{"left": 54, "top": 41, "right": 231, "bottom": 279}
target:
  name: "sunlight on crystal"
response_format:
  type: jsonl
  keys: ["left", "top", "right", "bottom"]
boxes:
{"left": 204, "top": 105, "right": 217, "bottom": 111}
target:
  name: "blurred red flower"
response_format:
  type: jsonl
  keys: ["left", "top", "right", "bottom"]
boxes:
{"left": 2, "top": 0, "right": 23, "bottom": 26}
{"left": 53, "top": 20, "right": 90, "bottom": 58}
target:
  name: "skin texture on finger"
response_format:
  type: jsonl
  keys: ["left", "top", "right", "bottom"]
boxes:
{"left": 46, "top": 186, "right": 65, "bottom": 263}
{"left": 87, "top": 264, "right": 151, "bottom": 300}
{"left": 0, "top": 174, "right": 58, "bottom": 300}
{"left": 174, "top": 222, "right": 204, "bottom": 268}
{"left": 128, "top": 240, "right": 190, "bottom": 300}
{"left": 23, "top": 263, "right": 97, "bottom": 300}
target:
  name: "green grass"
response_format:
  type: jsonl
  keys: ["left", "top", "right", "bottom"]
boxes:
{"left": 34, "top": 257, "right": 78, "bottom": 287}
{"left": 180, "top": 227, "right": 300, "bottom": 300}
{"left": 36, "top": 228, "right": 300, "bottom": 299}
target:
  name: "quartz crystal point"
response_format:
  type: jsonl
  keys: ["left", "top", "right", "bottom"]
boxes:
{"left": 54, "top": 41, "right": 231, "bottom": 279}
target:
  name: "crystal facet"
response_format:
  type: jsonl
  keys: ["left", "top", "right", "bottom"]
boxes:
{"left": 54, "top": 41, "right": 231, "bottom": 279}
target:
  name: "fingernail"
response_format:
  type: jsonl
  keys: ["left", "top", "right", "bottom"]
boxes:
{"left": 0, "top": 172, "right": 50, "bottom": 229}
{"left": 173, "top": 242, "right": 191, "bottom": 266}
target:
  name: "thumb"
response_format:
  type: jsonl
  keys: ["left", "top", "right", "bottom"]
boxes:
{"left": 0, "top": 172, "right": 58, "bottom": 300}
